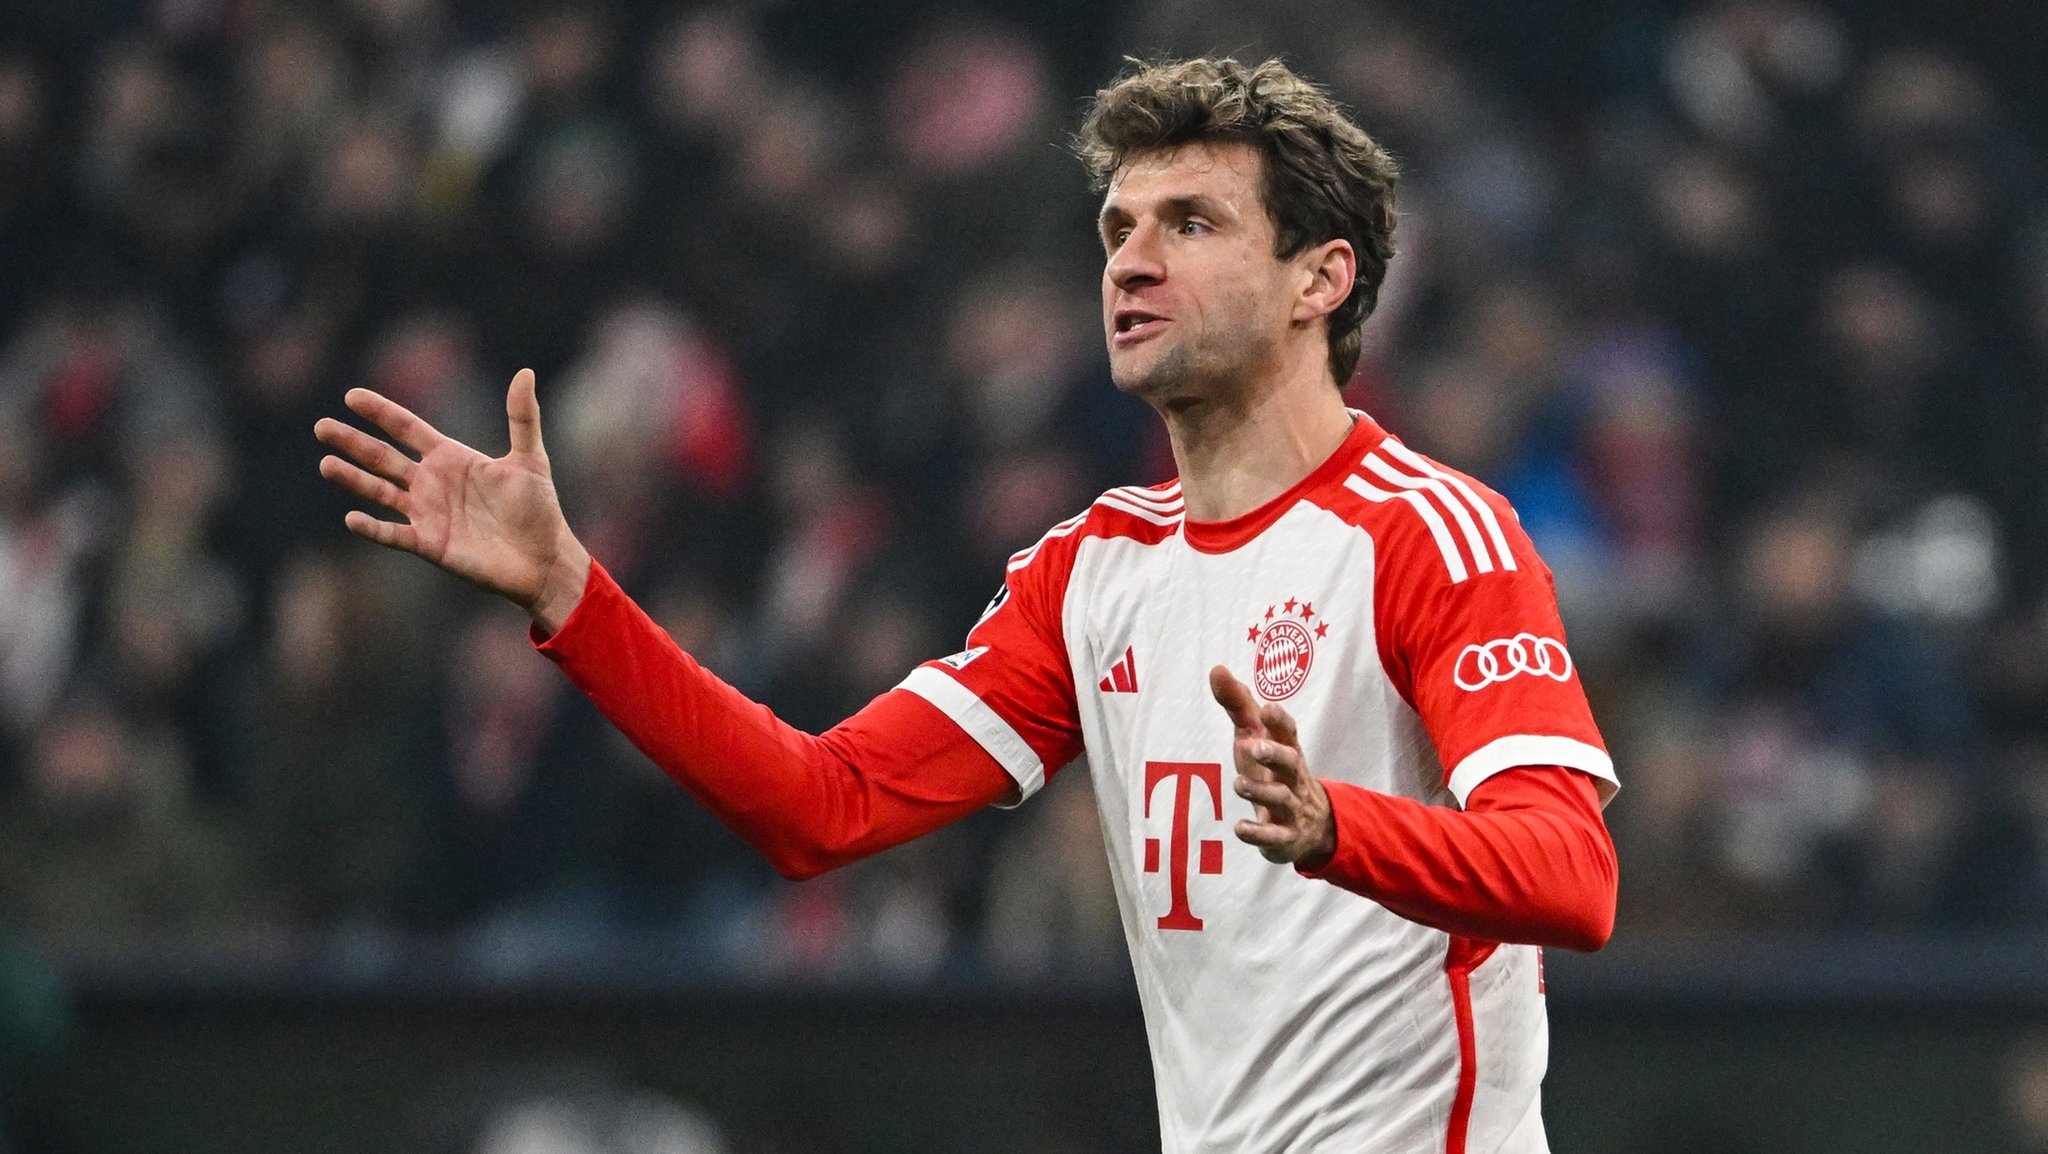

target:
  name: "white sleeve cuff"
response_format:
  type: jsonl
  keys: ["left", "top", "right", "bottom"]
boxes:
{"left": 897, "top": 666, "right": 1047, "bottom": 803}
{"left": 1446, "top": 734, "right": 1618, "bottom": 808}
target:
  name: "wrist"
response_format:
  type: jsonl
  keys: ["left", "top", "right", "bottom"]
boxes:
{"left": 1297, "top": 781, "right": 1338, "bottom": 871}
{"left": 528, "top": 534, "right": 592, "bottom": 637}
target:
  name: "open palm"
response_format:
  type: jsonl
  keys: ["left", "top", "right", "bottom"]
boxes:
{"left": 315, "top": 368, "right": 591, "bottom": 629}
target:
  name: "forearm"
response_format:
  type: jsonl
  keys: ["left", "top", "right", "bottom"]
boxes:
{"left": 535, "top": 561, "right": 1013, "bottom": 879}
{"left": 1303, "top": 767, "right": 1616, "bottom": 951}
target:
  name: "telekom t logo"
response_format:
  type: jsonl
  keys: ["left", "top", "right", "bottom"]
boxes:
{"left": 1142, "top": 760, "right": 1225, "bottom": 931}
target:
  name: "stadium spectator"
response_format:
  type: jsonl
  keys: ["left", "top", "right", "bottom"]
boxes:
{"left": 226, "top": 548, "right": 433, "bottom": 932}
{"left": 0, "top": 693, "right": 249, "bottom": 951}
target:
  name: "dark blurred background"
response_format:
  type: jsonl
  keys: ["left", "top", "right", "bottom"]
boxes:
{"left": 1, "top": 0, "right": 2046, "bottom": 1151}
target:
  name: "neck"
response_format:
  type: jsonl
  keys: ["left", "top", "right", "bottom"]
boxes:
{"left": 1161, "top": 364, "right": 1355, "bottom": 522}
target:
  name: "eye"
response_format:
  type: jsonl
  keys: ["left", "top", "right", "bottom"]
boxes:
{"left": 1108, "top": 227, "right": 1132, "bottom": 249}
{"left": 1179, "top": 219, "right": 1211, "bottom": 236}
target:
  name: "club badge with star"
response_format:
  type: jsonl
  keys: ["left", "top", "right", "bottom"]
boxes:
{"left": 1247, "top": 597, "right": 1327, "bottom": 700}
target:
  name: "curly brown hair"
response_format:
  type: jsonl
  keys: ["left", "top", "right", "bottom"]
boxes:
{"left": 1076, "top": 57, "right": 1399, "bottom": 385}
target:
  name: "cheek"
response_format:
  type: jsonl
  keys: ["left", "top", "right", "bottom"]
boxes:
{"left": 1250, "top": 266, "right": 1298, "bottom": 328}
{"left": 1203, "top": 252, "right": 1278, "bottom": 323}
{"left": 1211, "top": 271, "right": 1273, "bottom": 330}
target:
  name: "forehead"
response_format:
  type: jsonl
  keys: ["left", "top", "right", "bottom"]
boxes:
{"left": 1101, "top": 140, "right": 1265, "bottom": 214}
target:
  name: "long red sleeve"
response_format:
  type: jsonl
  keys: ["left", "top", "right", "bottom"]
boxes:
{"left": 1301, "top": 766, "right": 1617, "bottom": 951}
{"left": 534, "top": 561, "right": 1015, "bottom": 880}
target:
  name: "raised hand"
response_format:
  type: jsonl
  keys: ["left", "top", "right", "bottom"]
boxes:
{"left": 314, "top": 368, "right": 591, "bottom": 632}
{"left": 1209, "top": 665, "right": 1335, "bottom": 868}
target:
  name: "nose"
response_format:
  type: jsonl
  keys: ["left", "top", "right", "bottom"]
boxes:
{"left": 1106, "top": 223, "right": 1165, "bottom": 292}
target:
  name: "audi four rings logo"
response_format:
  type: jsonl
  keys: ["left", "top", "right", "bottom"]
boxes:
{"left": 1453, "top": 634, "right": 1573, "bottom": 691}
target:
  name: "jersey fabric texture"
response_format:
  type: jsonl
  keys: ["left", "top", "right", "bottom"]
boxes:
{"left": 897, "top": 412, "right": 1616, "bottom": 1154}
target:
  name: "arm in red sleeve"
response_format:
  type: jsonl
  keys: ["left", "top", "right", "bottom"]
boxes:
{"left": 1301, "top": 766, "right": 1617, "bottom": 951}
{"left": 534, "top": 560, "right": 1016, "bottom": 880}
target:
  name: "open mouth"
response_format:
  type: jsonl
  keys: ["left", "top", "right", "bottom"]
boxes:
{"left": 1113, "top": 309, "right": 1166, "bottom": 344}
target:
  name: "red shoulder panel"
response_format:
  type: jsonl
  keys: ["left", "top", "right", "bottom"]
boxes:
{"left": 1312, "top": 427, "right": 1611, "bottom": 803}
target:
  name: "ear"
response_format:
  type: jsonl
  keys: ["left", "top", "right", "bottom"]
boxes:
{"left": 1291, "top": 239, "right": 1356, "bottom": 326}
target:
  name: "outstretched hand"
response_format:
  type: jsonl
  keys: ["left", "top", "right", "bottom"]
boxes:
{"left": 315, "top": 368, "right": 591, "bottom": 632}
{"left": 1209, "top": 665, "right": 1335, "bottom": 868}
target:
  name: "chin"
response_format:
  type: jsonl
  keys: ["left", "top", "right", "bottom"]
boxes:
{"left": 1110, "top": 361, "right": 1176, "bottom": 402}
{"left": 1111, "top": 345, "right": 1222, "bottom": 405}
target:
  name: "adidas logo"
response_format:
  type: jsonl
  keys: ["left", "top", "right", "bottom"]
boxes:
{"left": 1098, "top": 645, "right": 1139, "bottom": 694}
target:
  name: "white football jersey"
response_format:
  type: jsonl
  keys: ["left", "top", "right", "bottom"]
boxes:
{"left": 899, "top": 413, "right": 1616, "bottom": 1154}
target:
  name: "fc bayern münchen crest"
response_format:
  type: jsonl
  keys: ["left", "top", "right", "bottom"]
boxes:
{"left": 1247, "top": 597, "right": 1328, "bottom": 700}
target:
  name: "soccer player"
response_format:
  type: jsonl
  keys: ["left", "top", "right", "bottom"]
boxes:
{"left": 317, "top": 57, "right": 1616, "bottom": 1154}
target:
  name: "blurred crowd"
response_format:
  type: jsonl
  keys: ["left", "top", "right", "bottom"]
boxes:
{"left": 0, "top": 0, "right": 2045, "bottom": 993}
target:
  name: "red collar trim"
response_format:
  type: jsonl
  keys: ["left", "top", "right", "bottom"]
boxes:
{"left": 1179, "top": 411, "right": 1384, "bottom": 554}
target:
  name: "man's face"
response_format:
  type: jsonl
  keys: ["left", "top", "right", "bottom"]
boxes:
{"left": 1098, "top": 141, "right": 1299, "bottom": 405}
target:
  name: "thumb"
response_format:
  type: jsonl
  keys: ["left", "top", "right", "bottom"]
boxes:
{"left": 1208, "top": 665, "right": 1264, "bottom": 735}
{"left": 506, "top": 368, "right": 547, "bottom": 460}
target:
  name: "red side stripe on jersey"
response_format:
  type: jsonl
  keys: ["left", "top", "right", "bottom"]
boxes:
{"left": 1446, "top": 961, "right": 1477, "bottom": 1154}
{"left": 1443, "top": 935, "right": 1496, "bottom": 1154}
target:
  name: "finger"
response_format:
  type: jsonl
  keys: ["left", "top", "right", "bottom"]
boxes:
{"left": 1208, "top": 665, "right": 1264, "bottom": 734}
{"left": 1235, "top": 776, "right": 1297, "bottom": 812}
{"left": 315, "top": 417, "right": 416, "bottom": 487}
{"left": 1258, "top": 702, "right": 1301, "bottom": 750}
{"left": 1231, "top": 739, "right": 1273, "bottom": 787}
{"left": 345, "top": 387, "right": 446, "bottom": 457}
{"left": 320, "top": 454, "right": 407, "bottom": 513}
{"left": 1233, "top": 769, "right": 1276, "bottom": 822}
{"left": 1233, "top": 818, "right": 1294, "bottom": 849}
{"left": 505, "top": 368, "right": 546, "bottom": 460}
{"left": 343, "top": 509, "right": 420, "bottom": 554}
{"left": 1240, "top": 735, "right": 1306, "bottom": 784}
